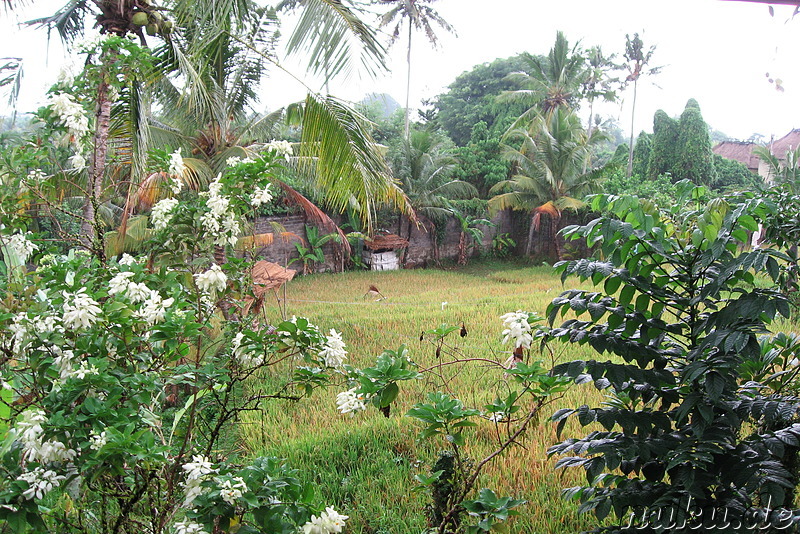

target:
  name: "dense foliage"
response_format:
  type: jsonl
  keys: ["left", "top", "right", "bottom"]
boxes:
{"left": 547, "top": 183, "right": 800, "bottom": 532}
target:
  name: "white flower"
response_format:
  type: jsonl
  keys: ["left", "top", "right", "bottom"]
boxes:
{"left": 62, "top": 288, "right": 102, "bottom": 330}
{"left": 194, "top": 264, "right": 227, "bottom": 294}
{"left": 57, "top": 62, "right": 75, "bottom": 85}
{"left": 28, "top": 439, "right": 77, "bottom": 464}
{"left": 217, "top": 477, "right": 247, "bottom": 505}
{"left": 68, "top": 153, "right": 86, "bottom": 171}
{"left": 27, "top": 169, "right": 46, "bottom": 183}
{"left": 48, "top": 92, "right": 90, "bottom": 141}
{"left": 89, "top": 430, "right": 107, "bottom": 450}
{"left": 168, "top": 148, "right": 186, "bottom": 177}
{"left": 231, "top": 332, "right": 264, "bottom": 367}
{"left": 500, "top": 311, "right": 533, "bottom": 350}
{"left": 335, "top": 388, "right": 368, "bottom": 415}
{"left": 302, "top": 507, "right": 348, "bottom": 534}
{"left": 6, "top": 233, "right": 38, "bottom": 262}
{"left": 181, "top": 455, "right": 216, "bottom": 507}
{"left": 250, "top": 183, "right": 274, "bottom": 208}
{"left": 226, "top": 156, "right": 241, "bottom": 167}
{"left": 266, "top": 139, "right": 293, "bottom": 156}
{"left": 108, "top": 271, "right": 136, "bottom": 296}
{"left": 53, "top": 348, "right": 77, "bottom": 380}
{"left": 151, "top": 198, "right": 179, "bottom": 231}
{"left": 136, "top": 290, "right": 174, "bottom": 326}
{"left": 118, "top": 253, "right": 137, "bottom": 266}
{"left": 173, "top": 519, "right": 208, "bottom": 534}
{"left": 488, "top": 412, "right": 506, "bottom": 423}
{"left": 319, "top": 329, "right": 347, "bottom": 368}
{"left": 16, "top": 409, "right": 46, "bottom": 444}
{"left": 126, "top": 282, "right": 152, "bottom": 304}
{"left": 73, "top": 361, "right": 99, "bottom": 380}
{"left": 17, "top": 468, "right": 65, "bottom": 500}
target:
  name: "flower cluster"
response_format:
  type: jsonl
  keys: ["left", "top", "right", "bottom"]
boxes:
{"left": 199, "top": 174, "right": 240, "bottom": 247}
{"left": 62, "top": 288, "right": 102, "bottom": 330}
{"left": 266, "top": 139, "right": 293, "bottom": 156}
{"left": 68, "top": 153, "right": 86, "bottom": 171}
{"left": 217, "top": 476, "right": 247, "bottom": 505}
{"left": 335, "top": 388, "right": 368, "bottom": 415}
{"left": 17, "top": 467, "right": 66, "bottom": 501}
{"left": 231, "top": 332, "right": 265, "bottom": 367}
{"left": 194, "top": 264, "right": 227, "bottom": 295}
{"left": 6, "top": 233, "right": 38, "bottom": 262}
{"left": 89, "top": 430, "right": 108, "bottom": 450}
{"left": 48, "top": 93, "right": 90, "bottom": 143}
{"left": 135, "top": 290, "right": 175, "bottom": 326}
{"left": 318, "top": 329, "right": 347, "bottom": 368}
{"left": 250, "top": 183, "right": 274, "bottom": 208}
{"left": 169, "top": 148, "right": 186, "bottom": 177}
{"left": 301, "top": 507, "right": 348, "bottom": 534}
{"left": 151, "top": 197, "right": 179, "bottom": 231}
{"left": 182, "top": 455, "right": 216, "bottom": 507}
{"left": 225, "top": 156, "right": 254, "bottom": 167}
{"left": 168, "top": 148, "right": 186, "bottom": 194}
{"left": 173, "top": 518, "right": 209, "bottom": 534}
{"left": 500, "top": 311, "right": 533, "bottom": 350}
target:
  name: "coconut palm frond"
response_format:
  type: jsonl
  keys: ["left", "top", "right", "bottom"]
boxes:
{"left": 299, "top": 93, "right": 408, "bottom": 232}
{"left": 283, "top": 0, "right": 386, "bottom": 83}
{"left": 104, "top": 214, "right": 153, "bottom": 258}
{"left": 25, "top": 0, "right": 92, "bottom": 44}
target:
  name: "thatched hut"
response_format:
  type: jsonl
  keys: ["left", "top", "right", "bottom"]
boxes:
{"left": 362, "top": 234, "right": 409, "bottom": 271}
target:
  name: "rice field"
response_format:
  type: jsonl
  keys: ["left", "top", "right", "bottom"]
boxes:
{"left": 238, "top": 260, "right": 607, "bottom": 533}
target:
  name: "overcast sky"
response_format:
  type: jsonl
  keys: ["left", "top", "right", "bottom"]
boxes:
{"left": 2, "top": 0, "right": 799, "bottom": 141}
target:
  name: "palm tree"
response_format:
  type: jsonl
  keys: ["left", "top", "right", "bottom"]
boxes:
{"left": 501, "top": 31, "right": 586, "bottom": 131}
{"left": 25, "top": 0, "right": 173, "bottom": 257}
{"left": 378, "top": 0, "right": 455, "bottom": 138}
{"left": 389, "top": 129, "right": 476, "bottom": 236}
{"left": 622, "top": 32, "right": 660, "bottom": 178}
{"left": 387, "top": 129, "right": 475, "bottom": 265}
{"left": 489, "top": 107, "right": 603, "bottom": 260}
{"left": 18, "top": 0, "right": 405, "bottom": 254}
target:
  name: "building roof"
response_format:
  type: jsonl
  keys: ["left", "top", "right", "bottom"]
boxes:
{"left": 712, "top": 140, "right": 760, "bottom": 171}
{"left": 364, "top": 233, "right": 409, "bottom": 251}
{"left": 770, "top": 129, "right": 800, "bottom": 160}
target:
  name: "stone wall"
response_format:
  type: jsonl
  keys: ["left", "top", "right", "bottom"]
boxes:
{"left": 247, "top": 209, "right": 519, "bottom": 271}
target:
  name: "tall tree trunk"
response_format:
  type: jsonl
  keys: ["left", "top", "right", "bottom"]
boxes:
{"left": 626, "top": 79, "right": 638, "bottom": 178}
{"left": 583, "top": 98, "right": 595, "bottom": 174}
{"left": 524, "top": 213, "right": 536, "bottom": 256}
{"left": 404, "top": 20, "right": 412, "bottom": 139}
{"left": 457, "top": 231, "right": 467, "bottom": 265}
{"left": 552, "top": 214, "right": 563, "bottom": 261}
{"left": 80, "top": 66, "right": 113, "bottom": 263}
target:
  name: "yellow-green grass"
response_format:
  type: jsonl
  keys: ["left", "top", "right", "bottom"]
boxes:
{"left": 237, "top": 260, "right": 800, "bottom": 532}
{"left": 238, "top": 261, "right": 609, "bottom": 533}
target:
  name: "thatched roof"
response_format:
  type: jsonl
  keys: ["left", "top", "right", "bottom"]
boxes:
{"left": 363, "top": 233, "right": 409, "bottom": 251}
{"left": 771, "top": 129, "right": 800, "bottom": 160}
{"left": 251, "top": 261, "right": 296, "bottom": 297}
{"left": 713, "top": 141, "right": 760, "bottom": 172}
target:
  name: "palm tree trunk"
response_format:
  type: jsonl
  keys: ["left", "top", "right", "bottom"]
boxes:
{"left": 552, "top": 215, "right": 563, "bottom": 261}
{"left": 80, "top": 67, "right": 113, "bottom": 262}
{"left": 626, "top": 79, "right": 638, "bottom": 178}
{"left": 524, "top": 214, "right": 536, "bottom": 256}
{"left": 583, "top": 98, "right": 595, "bottom": 174}
{"left": 457, "top": 231, "right": 467, "bottom": 265}
{"left": 404, "top": 20, "right": 412, "bottom": 139}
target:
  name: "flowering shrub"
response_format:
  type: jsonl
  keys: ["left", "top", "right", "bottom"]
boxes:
{"left": 0, "top": 147, "right": 363, "bottom": 533}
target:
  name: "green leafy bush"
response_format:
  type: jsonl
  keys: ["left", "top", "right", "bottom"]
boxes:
{"left": 547, "top": 182, "right": 800, "bottom": 532}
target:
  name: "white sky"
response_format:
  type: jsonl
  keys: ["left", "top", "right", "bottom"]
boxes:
{"left": 2, "top": 0, "right": 799, "bottom": 141}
